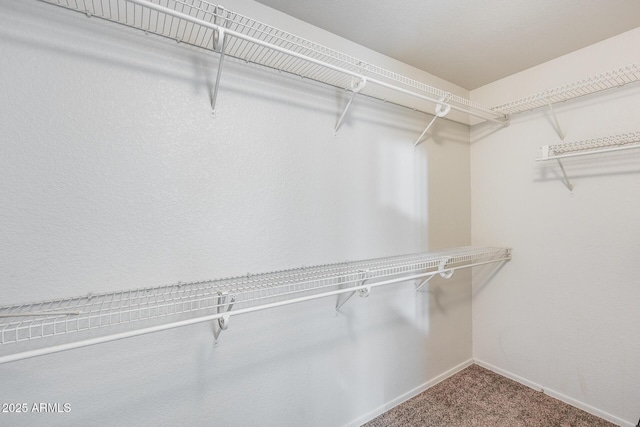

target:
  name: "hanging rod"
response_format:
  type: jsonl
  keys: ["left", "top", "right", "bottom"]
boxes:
{"left": 536, "top": 131, "right": 640, "bottom": 161}
{"left": 38, "top": 0, "right": 507, "bottom": 126}
{"left": 492, "top": 62, "right": 640, "bottom": 116}
{"left": 0, "top": 246, "right": 511, "bottom": 364}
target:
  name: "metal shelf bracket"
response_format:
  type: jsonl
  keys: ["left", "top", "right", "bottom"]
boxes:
{"left": 540, "top": 145, "right": 575, "bottom": 192}
{"left": 414, "top": 273, "right": 436, "bottom": 291}
{"left": 335, "top": 77, "right": 367, "bottom": 134}
{"left": 336, "top": 270, "right": 369, "bottom": 311}
{"left": 213, "top": 291, "right": 235, "bottom": 345}
{"left": 555, "top": 158, "right": 574, "bottom": 192}
{"left": 414, "top": 95, "right": 452, "bottom": 147}
{"left": 210, "top": 7, "right": 228, "bottom": 115}
{"left": 415, "top": 257, "right": 454, "bottom": 291}
{"left": 546, "top": 99, "right": 565, "bottom": 140}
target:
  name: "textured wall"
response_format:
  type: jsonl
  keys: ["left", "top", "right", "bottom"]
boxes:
{"left": 0, "top": 1, "right": 471, "bottom": 426}
{"left": 470, "top": 28, "right": 640, "bottom": 427}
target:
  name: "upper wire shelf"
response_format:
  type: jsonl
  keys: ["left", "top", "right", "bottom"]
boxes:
{"left": 492, "top": 62, "right": 640, "bottom": 116}
{"left": 537, "top": 131, "right": 640, "bottom": 161}
{"left": 0, "top": 246, "right": 511, "bottom": 363}
{"left": 38, "top": 0, "right": 507, "bottom": 126}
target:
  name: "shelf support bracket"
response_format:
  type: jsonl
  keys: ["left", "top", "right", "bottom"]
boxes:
{"left": 336, "top": 270, "right": 369, "bottom": 311}
{"left": 415, "top": 257, "right": 454, "bottom": 292}
{"left": 415, "top": 95, "right": 452, "bottom": 147}
{"left": 415, "top": 273, "right": 436, "bottom": 291}
{"left": 541, "top": 144, "right": 574, "bottom": 191}
{"left": 213, "top": 291, "right": 235, "bottom": 345}
{"left": 334, "top": 77, "right": 367, "bottom": 134}
{"left": 556, "top": 158, "right": 574, "bottom": 192}
{"left": 547, "top": 98, "right": 565, "bottom": 140}
{"left": 210, "top": 24, "right": 227, "bottom": 115}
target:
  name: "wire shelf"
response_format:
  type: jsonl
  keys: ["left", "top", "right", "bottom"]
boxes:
{"left": 0, "top": 246, "right": 510, "bottom": 362}
{"left": 492, "top": 62, "right": 640, "bottom": 115}
{"left": 38, "top": 0, "right": 506, "bottom": 124}
{"left": 537, "top": 131, "right": 640, "bottom": 161}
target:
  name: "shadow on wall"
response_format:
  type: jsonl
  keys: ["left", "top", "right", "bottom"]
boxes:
{"left": 471, "top": 261, "right": 509, "bottom": 298}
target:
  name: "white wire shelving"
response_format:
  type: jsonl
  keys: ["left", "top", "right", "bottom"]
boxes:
{"left": 491, "top": 62, "right": 640, "bottom": 116}
{"left": 538, "top": 131, "right": 640, "bottom": 161}
{"left": 0, "top": 246, "right": 511, "bottom": 364}
{"left": 536, "top": 131, "right": 640, "bottom": 191}
{"left": 37, "top": 0, "right": 508, "bottom": 130}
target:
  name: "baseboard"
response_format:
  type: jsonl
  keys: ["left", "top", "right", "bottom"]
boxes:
{"left": 473, "top": 359, "right": 544, "bottom": 392}
{"left": 345, "top": 358, "right": 474, "bottom": 427}
{"left": 474, "top": 359, "right": 634, "bottom": 427}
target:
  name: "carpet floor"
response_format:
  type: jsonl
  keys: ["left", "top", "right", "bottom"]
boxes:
{"left": 363, "top": 364, "right": 616, "bottom": 427}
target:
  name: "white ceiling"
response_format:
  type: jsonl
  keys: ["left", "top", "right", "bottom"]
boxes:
{"left": 254, "top": 0, "right": 640, "bottom": 89}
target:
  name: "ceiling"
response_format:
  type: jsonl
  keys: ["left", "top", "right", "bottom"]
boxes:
{"left": 254, "top": 0, "right": 640, "bottom": 89}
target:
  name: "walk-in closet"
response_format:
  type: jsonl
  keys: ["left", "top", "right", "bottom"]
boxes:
{"left": 1, "top": 1, "right": 639, "bottom": 426}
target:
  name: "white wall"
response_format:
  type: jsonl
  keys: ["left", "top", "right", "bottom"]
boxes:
{"left": 470, "top": 27, "right": 640, "bottom": 427}
{"left": 0, "top": 1, "right": 472, "bottom": 426}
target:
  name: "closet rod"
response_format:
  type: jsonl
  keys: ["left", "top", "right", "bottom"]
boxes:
{"left": 0, "top": 255, "right": 509, "bottom": 365}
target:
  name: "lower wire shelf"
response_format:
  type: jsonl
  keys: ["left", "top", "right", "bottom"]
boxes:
{"left": 0, "top": 246, "right": 511, "bottom": 364}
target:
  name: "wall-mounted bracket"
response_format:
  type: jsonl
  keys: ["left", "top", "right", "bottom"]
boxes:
{"left": 210, "top": 29, "right": 227, "bottom": 115}
{"left": 336, "top": 270, "right": 368, "bottom": 311}
{"left": 547, "top": 98, "right": 565, "bottom": 140}
{"left": 540, "top": 145, "right": 574, "bottom": 192}
{"left": 555, "top": 158, "right": 574, "bottom": 192}
{"left": 415, "top": 257, "right": 454, "bottom": 292}
{"left": 210, "top": 7, "right": 229, "bottom": 116}
{"left": 415, "top": 273, "right": 436, "bottom": 291}
{"left": 414, "top": 94, "right": 452, "bottom": 147}
{"left": 213, "top": 291, "right": 235, "bottom": 345}
{"left": 334, "top": 77, "right": 367, "bottom": 134}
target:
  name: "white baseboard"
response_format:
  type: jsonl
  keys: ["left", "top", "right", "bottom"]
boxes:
{"left": 474, "top": 359, "right": 634, "bottom": 427}
{"left": 345, "top": 358, "right": 474, "bottom": 427}
{"left": 473, "top": 359, "right": 544, "bottom": 392}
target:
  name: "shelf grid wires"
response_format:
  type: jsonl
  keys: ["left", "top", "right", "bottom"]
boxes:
{"left": 547, "top": 131, "right": 640, "bottom": 157}
{"left": 39, "top": 0, "right": 503, "bottom": 121}
{"left": 0, "top": 247, "right": 510, "bottom": 348}
{"left": 492, "top": 62, "right": 640, "bottom": 115}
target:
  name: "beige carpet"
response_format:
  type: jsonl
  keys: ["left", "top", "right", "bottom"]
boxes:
{"left": 363, "top": 364, "right": 615, "bottom": 427}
